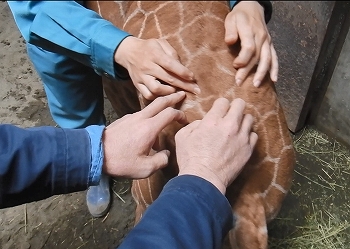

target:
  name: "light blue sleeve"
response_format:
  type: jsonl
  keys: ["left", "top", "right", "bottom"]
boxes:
{"left": 7, "top": 1, "right": 131, "bottom": 79}
{"left": 84, "top": 125, "right": 105, "bottom": 185}
{"left": 229, "top": 1, "right": 237, "bottom": 9}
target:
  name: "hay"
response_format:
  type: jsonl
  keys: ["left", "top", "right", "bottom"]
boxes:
{"left": 270, "top": 209, "right": 350, "bottom": 249}
{"left": 111, "top": 178, "right": 131, "bottom": 204}
{"left": 268, "top": 126, "right": 350, "bottom": 248}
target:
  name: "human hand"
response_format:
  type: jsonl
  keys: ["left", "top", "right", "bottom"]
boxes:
{"left": 175, "top": 98, "right": 258, "bottom": 194}
{"left": 114, "top": 36, "right": 200, "bottom": 100}
{"left": 102, "top": 91, "right": 188, "bottom": 179}
{"left": 225, "top": 1, "right": 278, "bottom": 87}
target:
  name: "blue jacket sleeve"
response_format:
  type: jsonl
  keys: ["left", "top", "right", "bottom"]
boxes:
{"left": 7, "top": 1, "right": 131, "bottom": 79}
{"left": 229, "top": 1, "right": 272, "bottom": 24}
{"left": 229, "top": 0, "right": 237, "bottom": 8}
{"left": 0, "top": 124, "right": 93, "bottom": 209}
{"left": 118, "top": 175, "right": 234, "bottom": 249}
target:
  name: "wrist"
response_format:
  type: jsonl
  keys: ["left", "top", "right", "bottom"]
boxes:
{"left": 178, "top": 167, "right": 227, "bottom": 194}
{"left": 231, "top": 1, "right": 272, "bottom": 24}
{"left": 114, "top": 36, "right": 135, "bottom": 68}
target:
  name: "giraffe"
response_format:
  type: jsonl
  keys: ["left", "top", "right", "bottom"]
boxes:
{"left": 86, "top": 1, "right": 296, "bottom": 248}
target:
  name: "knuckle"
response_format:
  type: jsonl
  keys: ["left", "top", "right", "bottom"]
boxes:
{"left": 266, "top": 34, "right": 272, "bottom": 43}
{"left": 143, "top": 91, "right": 154, "bottom": 100}
{"left": 237, "top": 67, "right": 249, "bottom": 77}
{"left": 139, "top": 64, "right": 149, "bottom": 72}
{"left": 161, "top": 151, "right": 169, "bottom": 163}
{"left": 259, "top": 31, "right": 268, "bottom": 41}
{"left": 230, "top": 123, "right": 240, "bottom": 134}
{"left": 263, "top": 53, "right": 272, "bottom": 63}
{"left": 149, "top": 84, "right": 162, "bottom": 94}
{"left": 167, "top": 77, "right": 174, "bottom": 84}
{"left": 242, "top": 134, "right": 250, "bottom": 144}
{"left": 266, "top": 56, "right": 272, "bottom": 65}
{"left": 170, "top": 51, "right": 177, "bottom": 58}
{"left": 238, "top": 135, "right": 249, "bottom": 147}
{"left": 162, "top": 57, "right": 173, "bottom": 67}
{"left": 242, "top": 42, "right": 255, "bottom": 53}
{"left": 164, "top": 106, "right": 177, "bottom": 116}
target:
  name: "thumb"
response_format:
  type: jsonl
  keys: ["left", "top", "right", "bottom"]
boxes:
{"left": 224, "top": 17, "right": 238, "bottom": 45}
{"left": 142, "top": 150, "right": 170, "bottom": 177}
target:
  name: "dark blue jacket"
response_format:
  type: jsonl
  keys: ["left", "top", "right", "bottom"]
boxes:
{"left": 118, "top": 175, "right": 234, "bottom": 249}
{"left": 0, "top": 124, "right": 91, "bottom": 208}
{"left": 0, "top": 124, "right": 233, "bottom": 249}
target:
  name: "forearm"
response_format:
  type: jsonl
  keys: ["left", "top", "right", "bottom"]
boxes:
{"left": 118, "top": 175, "right": 234, "bottom": 249}
{"left": 7, "top": 1, "right": 131, "bottom": 78}
{"left": 0, "top": 124, "right": 96, "bottom": 208}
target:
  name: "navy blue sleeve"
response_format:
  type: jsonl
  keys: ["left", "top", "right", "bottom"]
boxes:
{"left": 118, "top": 175, "right": 234, "bottom": 249}
{"left": 0, "top": 124, "right": 91, "bottom": 209}
{"left": 229, "top": 1, "right": 273, "bottom": 24}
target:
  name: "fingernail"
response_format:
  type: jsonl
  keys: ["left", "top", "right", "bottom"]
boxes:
{"left": 253, "top": 80, "right": 261, "bottom": 87}
{"left": 236, "top": 78, "right": 242, "bottom": 86}
{"left": 194, "top": 86, "right": 201, "bottom": 94}
{"left": 164, "top": 150, "right": 170, "bottom": 157}
{"left": 181, "top": 91, "right": 187, "bottom": 98}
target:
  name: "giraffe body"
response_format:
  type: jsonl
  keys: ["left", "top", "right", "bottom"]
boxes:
{"left": 87, "top": 2, "right": 296, "bottom": 248}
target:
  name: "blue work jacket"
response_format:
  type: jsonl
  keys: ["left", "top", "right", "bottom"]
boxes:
{"left": 0, "top": 124, "right": 234, "bottom": 249}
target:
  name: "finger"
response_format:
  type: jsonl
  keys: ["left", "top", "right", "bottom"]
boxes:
{"left": 142, "top": 74, "right": 176, "bottom": 98}
{"left": 233, "top": 38, "right": 259, "bottom": 86}
{"left": 136, "top": 82, "right": 156, "bottom": 101}
{"left": 141, "top": 91, "right": 186, "bottom": 118}
{"left": 157, "top": 39, "right": 180, "bottom": 60}
{"left": 151, "top": 62, "right": 200, "bottom": 94}
{"left": 239, "top": 113, "right": 254, "bottom": 135}
{"left": 141, "top": 151, "right": 170, "bottom": 177}
{"left": 249, "top": 132, "right": 258, "bottom": 148}
{"left": 224, "top": 15, "right": 238, "bottom": 45}
{"left": 154, "top": 53, "right": 195, "bottom": 82}
{"left": 269, "top": 44, "right": 279, "bottom": 82}
{"left": 232, "top": 27, "right": 256, "bottom": 68}
{"left": 253, "top": 41, "right": 272, "bottom": 87}
{"left": 235, "top": 60, "right": 256, "bottom": 86}
{"left": 149, "top": 107, "right": 188, "bottom": 136}
{"left": 224, "top": 98, "right": 246, "bottom": 127}
{"left": 202, "top": 98, "right": 231, "bottom": 121}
